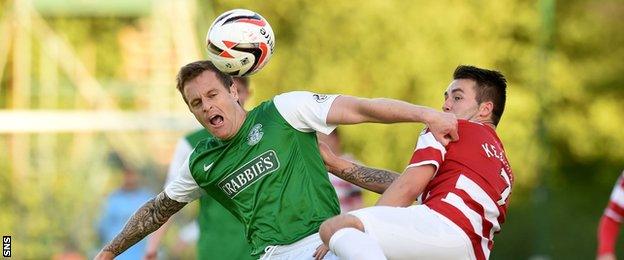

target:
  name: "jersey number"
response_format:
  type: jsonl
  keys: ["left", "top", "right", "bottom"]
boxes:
{"left": 497, "top": 168, "right": 512, "bottom": 206}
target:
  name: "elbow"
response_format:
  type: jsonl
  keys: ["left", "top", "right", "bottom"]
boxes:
{"left": 405, "top": 187, "right": 422, "bottom": 202}
{"left": 390, "top": 183, "right": 421, "bottom": 203}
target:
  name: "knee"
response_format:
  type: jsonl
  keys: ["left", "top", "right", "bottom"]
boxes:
{"left": 319, "top": 214, "right": 364, "bottom": 245}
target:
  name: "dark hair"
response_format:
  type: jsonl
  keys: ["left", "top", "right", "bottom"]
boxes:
{"left": 176, "top": 60, "right": 233, "bottom": 103}
{"left": 453, "top": 65, "right": 507, "bottom": 126}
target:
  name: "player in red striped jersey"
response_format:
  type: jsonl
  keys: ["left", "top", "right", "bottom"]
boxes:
{"left": 597, "top": 171, "right": 624, "bottom": 260}
{"left": 317, "top": 65, "right": 511, "bottom": 260}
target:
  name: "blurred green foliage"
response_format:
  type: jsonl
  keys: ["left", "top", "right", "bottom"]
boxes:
{"left": 1, "top": 0, "right": 623, "bottom": 258}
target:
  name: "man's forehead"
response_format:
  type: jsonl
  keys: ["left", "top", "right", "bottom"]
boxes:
{"left": 185, "top": 72, "right": 222, "bottom": 95}
{"left": 445, "top": 79, "right": 474, "bottom": 94}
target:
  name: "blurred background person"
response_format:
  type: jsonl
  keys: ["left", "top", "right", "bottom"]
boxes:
{"left": 317, "top": 129, "right": 363, "bottom": 213}
{"left": 97, "top": 153, "right": 155, "bottom": 260}
{"left": 52, "top": 240, "right": 85, "bottom": 260}
{"left": 597, "top": 171, "right": 624, "bottom": 260}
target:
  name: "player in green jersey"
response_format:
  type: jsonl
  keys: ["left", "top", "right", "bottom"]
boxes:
{"left": 95, "top": 60, "right": 458, "bottom": 260}
{"left": 144, "top": 77, "right": 254, "bottom": 260}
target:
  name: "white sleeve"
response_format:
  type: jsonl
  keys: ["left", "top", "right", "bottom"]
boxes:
{"left": 164, "top": 155, "right": 202, "bottom": 203}
{"left": 164, "top": 138, "right": 194, "bottom": 188}
{"left": 273, "top": 91, "right": 339, "bottom": 135}
{"left": 609, "top": 175, "right": 624, "bottom": 207}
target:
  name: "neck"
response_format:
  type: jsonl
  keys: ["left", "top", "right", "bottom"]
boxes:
{"left": 479, "top": 119, "right": 496, "bottom": 130}
{"left": 468, "top": 116, "right": 496, "bottom": 130}
{"left": 221, "top": 107, "right": 248, "bottom": 141}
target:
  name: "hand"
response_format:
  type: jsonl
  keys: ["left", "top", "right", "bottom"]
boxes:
{"left": 313, "top": 243, "right": 330, "bottom": 260}
{"left": 94, "top": 250, "right": 115, "bottom": 260}
{"left": 596, "top": 253, "right": 616, "bottom": 260}
{"left": 318, "top": 141, "right": 339, "bottom": 171}
{"left": 424, "top": 110, "right": 458, "bottom": 146}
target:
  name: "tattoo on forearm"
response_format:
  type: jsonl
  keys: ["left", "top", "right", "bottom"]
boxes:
{"left": 103, "top": 192, "right": 186, "bottom": 256}
{"left": 336, "top": 164, "right": 398, "bottom": 194}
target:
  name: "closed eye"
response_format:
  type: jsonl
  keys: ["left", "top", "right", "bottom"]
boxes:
{"left": 191, "top": 99, "right": 202, "bottom": 108}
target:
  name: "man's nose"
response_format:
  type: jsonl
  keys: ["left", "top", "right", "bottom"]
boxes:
{"left": 442, "top": 100, "right": 451, "bottom": 112}
{"left": 201, "top": 99, "right": 212, "bottom": 112}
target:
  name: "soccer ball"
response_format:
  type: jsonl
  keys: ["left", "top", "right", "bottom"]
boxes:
{"left": 206, "top": 9, "right": 275, "bottom": 77}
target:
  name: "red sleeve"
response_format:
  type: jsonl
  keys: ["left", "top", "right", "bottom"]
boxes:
{"left": 407, "top": 129, "right": 446, "bottom": 174}
{"left": 597, "top": 214, "right": 621, "bottom": 255}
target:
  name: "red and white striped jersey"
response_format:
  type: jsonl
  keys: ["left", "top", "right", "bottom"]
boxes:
{"left": 605, "top": 173, "right": 624, "bottom": 223}
{"left": 408, "top": 120, "right": 514, "bottom": 260}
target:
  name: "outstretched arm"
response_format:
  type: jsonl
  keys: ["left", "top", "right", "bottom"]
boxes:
{"left": 319, "top": 142, "right": 398, "bottom": 194}
{"left": 95, "top": 192, "right": 187, "bottom": 259}
{"left": 326, "top": 95, "right": 458, "bottom": 145}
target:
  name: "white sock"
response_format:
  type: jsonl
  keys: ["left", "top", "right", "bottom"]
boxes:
{"left": 328, "top": 227, "right": 387, "bottom": 260}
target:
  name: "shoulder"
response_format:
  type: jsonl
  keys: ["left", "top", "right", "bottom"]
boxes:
{"left": 457, "top": 120, "right": 495, "bottom": 137}
{"left": 273, "top": 91, "right": 336, "bottom": 105}
{"left": 185, "top": 129, "right": 213, "bottom": 147}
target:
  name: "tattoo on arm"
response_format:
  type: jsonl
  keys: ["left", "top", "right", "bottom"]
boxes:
{"left": 335, "top": 163, "right": 399, "bottom": 194}
{"left": 102, "top": 191, "right": 186, "bottom": 256}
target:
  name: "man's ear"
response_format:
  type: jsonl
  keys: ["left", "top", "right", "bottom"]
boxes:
{"left": 229, "top": 84, "right": 239, "bottom": 101}
{"left": 479, "top": 101, "right": 494, "bottom": 118}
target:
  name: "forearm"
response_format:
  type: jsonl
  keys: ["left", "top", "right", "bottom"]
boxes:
{"left": 376, "top": 178, "right": 424, "bottom": 207}
{"left": 328, "top": 96, "right": 434, "bottom": 125}
{"left": 597, "top": 215, "right": 621, "bottom": 256}
{"left": 145, "top": 218, "right": 172, "bottom": 254}
{"left": 101, "top": 192, "right": 186, "bottom": 256}
{"left": 358, "top": 98, "right": 433, "bottom": 123}
{"left": 328, "top": 158, "right": 399, "bottom": 194}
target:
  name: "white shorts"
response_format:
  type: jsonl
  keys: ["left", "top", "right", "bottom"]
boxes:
{"left": 259, "top": 233, "right": 339, "bottom": 260}
{"left": 349, "top": 205, "right": 474, "bottom": 260}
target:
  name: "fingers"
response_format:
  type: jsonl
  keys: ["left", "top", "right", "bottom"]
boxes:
{"left": 435, "top": 134, "right": 450, "bottom": 146}
{"left": 313, "top": 244, "right": 330, "bottom": 260}
{"left": 448, "top": 124, "right": 459, "bottom": 142}
{"left": 428, "top": 111, "right": 458, "bottom": 146}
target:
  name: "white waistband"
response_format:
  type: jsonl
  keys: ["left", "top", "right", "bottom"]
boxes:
{"left": 261, "top": 232, "right": 321, "bottom": 257}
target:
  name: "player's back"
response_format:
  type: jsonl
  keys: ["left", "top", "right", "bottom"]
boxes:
{"left": 422, "top": 120, "right": 513, "bottom": 260}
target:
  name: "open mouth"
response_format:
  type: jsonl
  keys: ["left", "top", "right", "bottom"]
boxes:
{"left": 209, "top": 115, "right": 224, "bottom": 127}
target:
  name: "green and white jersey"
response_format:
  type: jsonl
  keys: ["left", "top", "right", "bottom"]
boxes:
{"left": 165, "top": 91, "right": 341, "bottom": 257}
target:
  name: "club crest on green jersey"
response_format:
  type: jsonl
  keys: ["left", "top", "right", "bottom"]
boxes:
{"left": 247, "top": 123, "right": 264, "bottom": 145}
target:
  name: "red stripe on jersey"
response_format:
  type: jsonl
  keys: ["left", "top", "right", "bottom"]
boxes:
{"left": 430, "top": 202, "right": 486, "bottom": 260}
{"left": 453, "top": 188, "right": 495, "bottom": 239}
{"left": 607, "top": 202, "right": 624, "bottom": 219}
